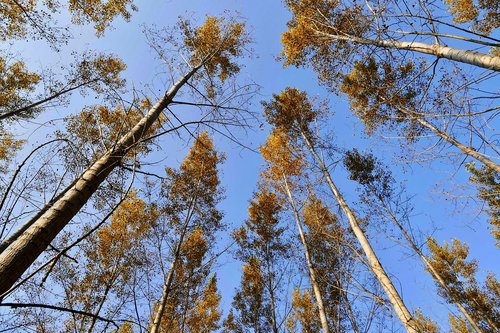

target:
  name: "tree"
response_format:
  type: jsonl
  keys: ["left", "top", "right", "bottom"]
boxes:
{"left": 263, "top": 87, "right": 418, "bottom": 333}
{"left": 149, "top": 131, "right": 224, "bottom": 333}
{"left": 54, "top": 192, "right": 158, "bottom": 332}
{"left": 466, "top": 162, "right": 500, "bottom": 244}
{"left": 229, "top": 190, "right": 289, "bottom": 333}
{"left": 286, "top": 288, "right": 321, "bottom": 333}
{"left": 344, "top": 149, "right": 482, "bottom": 332}
{"left": 260, "top": 128, "right": 332, "bottom": 333}
{"left": 281, "top": 0, "right": 500, "bottom": 173}
{"left": 281, "top": 0, "right": 500, "bottom": 72}
{"left": 427, "top": 238, "right": 500, "bottom": 332}
{"left": 0, "top": 15, "right": 250, "bottom": 297}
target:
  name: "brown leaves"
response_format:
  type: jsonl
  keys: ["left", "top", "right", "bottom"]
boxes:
{"left": 0, "top": 56, "right": 41, "bottom": 115}
{"left": 183, "top": 16, "right": 250, "bottom": 83}
{"left": 68, "top": 0, "right": 137, "bottom": 36}
{"left": 263, "top": 87, "right": 318, "bottom": 138}
{"left": 340, "top": 57, "right": 421, "bottom": 137}
{"left": 445, "top": 0, "right": 499, "bottom": 34}
{"left": 286, "top": 288, "right": 320, "bottom": 333}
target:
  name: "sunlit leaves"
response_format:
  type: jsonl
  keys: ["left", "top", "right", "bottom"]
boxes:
{"left": 466, "top": 162, "right": 500, "bottom": 244}
{"left": 286, "top": 288, "right": 321, "bottom": 333}
{"left": 0, "top": 130, "right": 25, "bottom": 172}
{"left": 412, "top": 309, "right": 439, "bottom": 333}
{"left": 427, "top": 238, "right": 500, "bottom": 331}
{"left": 182, "top": 16, "right": 250, "bottom": 83}
{"left": 445, "top": 0, "right": 499, "bottom": 34}
{"left": 0, "top": 56, "right": 41, "bottom": 116}
{"left": 340, "top": 57, "right": 422, "bottom": 136}
{"left": 68, "top": 0, "right": 137, "bottom": 36}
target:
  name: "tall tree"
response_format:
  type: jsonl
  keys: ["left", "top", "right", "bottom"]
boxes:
{"left": 344, "top": 149, "right": 482, "bottom": 332}
{"left": 281, "top": 0, "right": 500, "bottom": 173}
{"left": 229, "top": 190, "right": 289, "bottom": 333}
{"left": 263, "top": 87, "right": 418, "bottom": 333}
{"left": 0, "top": 15, "right": 250, "bottom": 296}
{"left": 149, "top": 131, "right": 224, "bottom": 333}
{"left": 260, "top": 128, "right": 331, "bottom": 333}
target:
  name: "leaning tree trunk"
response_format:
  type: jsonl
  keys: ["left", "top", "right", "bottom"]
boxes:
{"left": 0, "top": 64, "right": 201, "bottom": 296}
{"left": 282, "top": 176, "right": 330, "bottom": 333}
{"left": 373, "top": 191, "right": 485, "bottom": 333}
{"left": 301, "top": 133, "right": 418, "bottom": 333}
{"left": 317, "top": 31, "right": 500, "bottom": 71}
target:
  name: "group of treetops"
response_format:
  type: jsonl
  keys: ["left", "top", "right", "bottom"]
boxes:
{"left": 0, "top": 0, "right": 498, "bottom": 332}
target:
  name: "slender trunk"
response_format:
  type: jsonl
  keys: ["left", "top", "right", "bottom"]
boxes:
{"left": 86, "top": 279, "right": 113, "bottom": 333}
{"left": 150, "top": 196, "right": 197, "bottom": 333}
{"left": 373, "top": 191, "right": 485, "bottom": 333}
{"left": 264, "top": 250, "right": 279, "bottom": 333}
{"left": 301, "top": 132, "right": 417, "bottom": 333}
{"left": 282, "top": 176, "right": 330, "bottom": 333}
{"left": 412, "top": 116, "right": 500, "bottom": 173}
{"left": 317, "top": 31, "right": 500, "bottom": 71}
{"left": 0, "top": 65, "right": 201, "bottom": 296}
{"left": 342, "top": 290, "right": 359, "bottom": 333}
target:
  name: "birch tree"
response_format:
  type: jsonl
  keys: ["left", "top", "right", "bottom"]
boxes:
{"left": 263, "top": 87, "right": 419, "bottom": 333}
{"left": 0, "top": 15, "right": 250, "bottom": 296}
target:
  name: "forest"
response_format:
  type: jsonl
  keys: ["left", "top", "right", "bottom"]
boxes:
{"left": 0, "top": 0, "right": 498, "bottom": 332}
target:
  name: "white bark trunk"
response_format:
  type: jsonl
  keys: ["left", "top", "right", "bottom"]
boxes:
{"left": 282, "top": 176, "right": 330, "bottom": 333}
{"left": 317, "top": 31, "right": 500, "bottom": 71}
{"left": 301, "top": 132, "right": 417, "bottom": 333}
{"left": 375, "top": 192, "right": 484, "bottom": 333}
{"left": 0, "top": 65, "right": 201, "bottom": 296}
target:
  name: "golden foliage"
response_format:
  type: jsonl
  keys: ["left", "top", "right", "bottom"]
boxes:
{"left": 186, "top": 275, "right": 222, "bottom": 332}
{"left": 64, "top": 98, "right": 162, "bottom": 162}
{"left": 0, "top": 130, "right": 25, "bottom": 170}
{"left": 0, "top": 0, "right": 136, "bottom": 40}
{"left": 77, "top": 53, "right": 127, "bottom": 91}
{"left": 260, "top": 129, "right": 305, "bottom": 183}
{"left": 0, "top": 56, "right": 40, "bottom": 113}
{"left": 286, "top": 288, "right": 320, "bottom": 333}
{"left": 412, "top": 309, "right": 439, "bottom": 333}
{"left": 466, "top": 162, "right": 500, "bottom": 244}
{"left": 340, "top": 58, "right": 421, "bottom": 137}
{"left": 427, "top": 238, "right": 500, "bottom": 331}
{"left": 96, "top": 192, "right": 158, "bottom": 269}
{"left": 449, "top": 314, "right": 472, "bottom": 333}
{"left": 69, "top": 0, "right": 137, "bottom": 36}
{"left": 263, "top": 87, "right": 318, "bottom": 137}
{"left": 302, "top": 194, "right": 338, "bottom": 233}
{"left": 183, "top": 16, "right": 249, "bottom": 82}
{"left": 445, "top": 0, "right": 499, "bottom": 34}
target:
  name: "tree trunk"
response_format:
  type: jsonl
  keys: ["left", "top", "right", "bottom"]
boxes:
{"left": 150, "top": 196, "right": 197, "bottom": 333}
{"left": 265, "top": 257, "right": 279, "bottom": 333}
{"left": 0, "top": 64, "right": 201, "bottom": 296}
{"left": 282, "top": 176, "right": 330, "bottom": 333}
{"left": 412, "top": 116, "right": 500, "bottom": 173}
{"left": 317, "top": 31, "right": 500, "bottom": 71}
{"left": 301, "top": 132, "right": 417, "bottom": 333}
{"left": 373, "top": 191, "right": 485, "bottom": 333}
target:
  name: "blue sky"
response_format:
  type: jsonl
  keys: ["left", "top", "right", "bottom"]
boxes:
{"left": 5, "top": 0, "right": 499, "bottom": 331}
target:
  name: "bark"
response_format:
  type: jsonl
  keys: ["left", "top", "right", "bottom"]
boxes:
{"left": 301, "top": 132, "right": 418, "bottom": 333}
{"left": 318, "top": 31, "right": 500, "bottom": 71}
{"left": 0, "top": 64, "right": 201, "bottom": 296}
{"left": 373, "top": 192, "right": 484, "bottom": 332}
{"left": 282, "top": 176, "right": 330, "bottom": 333}
{"left": 265, "top": 257, "right": 279, "bottom": 333}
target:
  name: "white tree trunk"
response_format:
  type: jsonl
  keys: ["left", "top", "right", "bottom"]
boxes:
{"left": 282, "top": 176, "right": 330, "bottom": 333}
{"left": 317, "top": 31, "right": 500, "bottom": 71}
{"left": 301, "top": 132, "right": 417, "bottom": 333}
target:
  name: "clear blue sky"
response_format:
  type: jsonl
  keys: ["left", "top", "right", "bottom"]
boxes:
{"left": 8, "top": 0, "right": 499, "bottom": 331}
